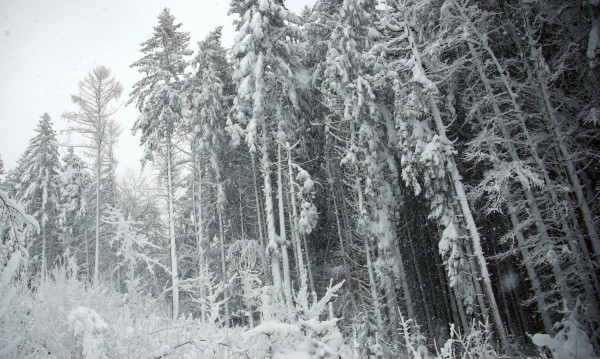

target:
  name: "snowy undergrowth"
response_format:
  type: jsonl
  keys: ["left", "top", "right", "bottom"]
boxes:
{"left": 0, "top": 267, "right": 353, "bottom": 358}
{"left": 2, "top": 265, "right": 582, "bottom": 358}
{"left": 531, "top": 302, "right": 598, "bottom": 359}
{"left": 242, "top": 282, "right": 351, "bottom": 358}
{"left": 0, "top": 267, "right": 250, "bottom": 358}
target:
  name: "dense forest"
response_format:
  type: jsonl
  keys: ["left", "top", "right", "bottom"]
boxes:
{"left": 1, "top": 0, "right": 600, "bottom": 357}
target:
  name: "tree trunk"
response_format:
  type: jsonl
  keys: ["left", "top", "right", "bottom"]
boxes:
{"left": 326, "top": 157, "right": 356, "bottom": 314}
{"left": 260, "top": 123, "right": 282, "bottom": 296}
{"left": 194, "top": 149, "right": 206, "bottom": 322}
{"left": 166, "top": 136, "right": 179, "bottom": 319}
{"left": 217, "top": 182, "right": 229, "bottom": 326}
{"left": 41, "top": 225, "right": 46, "bottom": 281}
{"left": 286, "top": 144, "right": 308, "bottom": 291}
{"left": 406, "top": 24, "right": 508, "bottom": 347}
{"left": 357, "top": 176, "right": 385, "bottom": 339}
{"left": 85, "top": 226, "right": 90, "bottom": 281}
{"left": 405, "top": 211, "right": 434, "bottom": 333}
{"left": 251, "top": 153, "right": 269, "bottom": 284}
{"left": 94, "top": 145, "right": 101, "bottom": 285}
{"left": 467, "top": 42, "right": 575, "bottom": 311}
{"left": 277, "top": 143, "right": 292, "bottom": 304}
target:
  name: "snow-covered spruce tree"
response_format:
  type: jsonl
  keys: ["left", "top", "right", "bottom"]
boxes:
{"left": 0, "top": 154, "right": 4, "bottom": 178}
{"left": 0, "top": 153, "right": 27, "bottom": 199}
{"left": 507, "top": 0, "right": 600, "bottom": 337}
{"left": 319, "top": 0, "right": 415, "bottom": 352}
{"left": 0, "top": 189, "right": 39, "bottom": 357}
{"left": 514, "top": 0, "right": 600, "bottom": 305}
{"left": 103, "top": 206, "right": 160, "bottom": 300}
{"left": 15, "top": 113, "right": 62, "bottom": 281}
{"left": 375, "top": 0, "right": 508, "bottom": 348}
{"left": 186, "top": 26, "right": 233, "bottom": 324}
{"left": 303, "top": 0, "right": 344, "bottom": 80}
{"left": 128, "top": 8, "right": 192, "bottom": 319}
{"left": 435, "top": 0, "right": 568, "bottom": 334}
{"left": 318, "top": 0, "right": 387, "bottom": 347}
{"left": 303, "top": 0, "right": 364, "bottom": 323}
{"left": 443, "top": 0, "right": 599, "bottom": 333}
{"left": 58, "top": 147, "right": 91, "bottom": 276}
{"left": 63, "top": 66, "right": 122, "bottom": 285}
{"left": 227, "top": 238, "right": 263, "bottom": 327}
{"left": 227, "top": 0, "right": 306, "bottom": 307}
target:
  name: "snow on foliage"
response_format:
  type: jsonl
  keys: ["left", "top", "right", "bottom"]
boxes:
{"left": 243, "top": 280, "right": 351, "bottom": 358}
{"left": 532, "top": 302, "right": 598, "bottom": 359}
{"left": 68, "top": 306, "right": 108, "bottom": 359}
{"left": 435, "top": 321, "right": 502, "bottom": 359}
{"left": 0, "top": 265, "right": 354, "bottom": 358}
{"left": 588, "top": 16, "right": 600, "bottom": 68}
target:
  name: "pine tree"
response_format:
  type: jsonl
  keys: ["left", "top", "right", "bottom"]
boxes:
{"left": 443, "top": 0, "right": 600, "bottom": 334}
{"left": 374, "top": 0, "right": 511, "bottom": 347}
{"left": 227, "top": 0, "right": 306, "bottom": 306}
{"left": 58, "top": 147, "right": 91, "bottom": 274}
{"left": 318, "top": 0, "right": 418, "bottom": 351}
{"left": 128, "top": 8, "right": 192, "bottom": 319}
{"left": 187, "top": 26, "right": 233, "bottom": 323}
{"left": 15, "top": 113, "right": 62, "bottom": 280}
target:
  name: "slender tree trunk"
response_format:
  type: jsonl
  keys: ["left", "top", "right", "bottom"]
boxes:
{"left": 521, "top": 8, "right": 600, "bottom": 267}
{"left": 427, "top": 223, "right": 453, "bottom": 332}
{"left": 326, "top": 157, "right": 356, "bottom": 313}
{"left": 406, "top": 24, "right": 508, "bottom": 346}
{"left": 260, "top": 123, "right": 282, "bottom": 295}
{"left": 193, "top": 149, "right": 206, "bottom": 322}
{"left": 197, "top": 155, "right": 204, "bottom": 271}
{"left": 277, "top": 143, "right": 292, "bottom": 304}
{"left": 251, "top": 153, "right": 269, "bottom": 284}
{"left": 166, "top": 136, "right": 179, "bottom": 319}
{"left": 286, "top": 144, "right": 307, "bottom": 290}
{"left": 451, "top": 286, "right": 469, "bottom": 333}
{"left": 467, "top": 42, "right": 575, "bottom": 310}
{"left": 239, "top": 183, "right": 245, "bottom": 239}
{"left": 405, "top": 212, "right": 433, "bottom": 333}
{"left": 41, "top": 225, "right": 46, "bottom": 281}
{"left": 302, "top": 234, "right": 316, "bottom": 298}
{"left": 94, "top": 145, "right": 101, "bottom": 285}
{"left": 217, "top": 182, "right": 229, "bottom": 326}
{"left": 85, "top": 226, "right": 89, "bottom": 281}
{"left": 357, "top": 176, "right": 384, "bottom": 338}
{"left": 392, "top": 239, "right": 415, "bottom": 321}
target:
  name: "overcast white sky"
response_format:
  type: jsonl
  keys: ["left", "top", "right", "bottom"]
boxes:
{"left": 0, "top": 0, "right": 315, "bottom": 177}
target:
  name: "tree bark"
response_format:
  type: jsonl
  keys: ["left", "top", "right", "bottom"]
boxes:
{"left": 166, "top": 136, "right": 179, "bottom": 319}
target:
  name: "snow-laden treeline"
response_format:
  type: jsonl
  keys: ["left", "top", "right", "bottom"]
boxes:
{"left": 1, "top": 0, "right": 600, "bottom": 358}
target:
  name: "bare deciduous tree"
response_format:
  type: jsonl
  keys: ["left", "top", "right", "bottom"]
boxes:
{"left": 63, "top": 65, "right": 123, "bottom": 285}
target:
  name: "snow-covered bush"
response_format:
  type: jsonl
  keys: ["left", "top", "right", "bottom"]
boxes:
{"left": 531, "top": 303, "right": 598, "bottom": 359}
{"left": 3, "top": 273, "right": 346, "bottom": 359}
{"left": 68, "top": 306, "right": 108, "bottom": 359}
{"left": 352, "top": 313, "right": 386, "bottom": 359}
{"left": 398, "top": 313, "right": 430, "bottom": 359}
{"left": 435, "top": 321, "right": 502, "bottom": 359}
{"left": 242, "top": 280, "right": 352, "bottom": 358}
